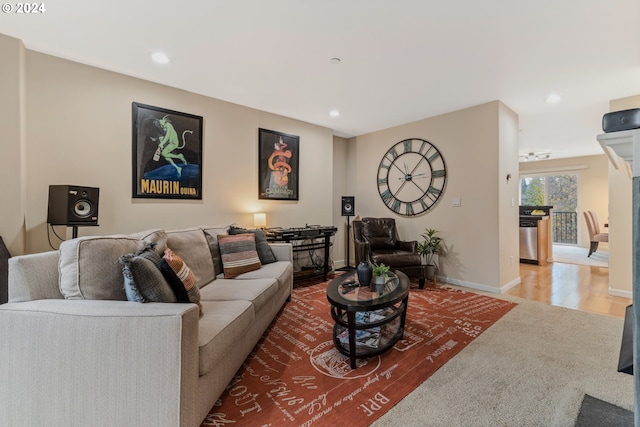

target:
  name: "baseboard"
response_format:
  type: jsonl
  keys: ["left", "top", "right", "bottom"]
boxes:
{"left": 609, "top": 288, "right": 632, "bottom": 299}
{"left": 438, "top": 276, "right": 504, "bottom": 294}
{"left": 500, "top": 276, "right": 522, "bottom": 293}
{"left": 334, "top": 260, "right": 349, "bottom": 270}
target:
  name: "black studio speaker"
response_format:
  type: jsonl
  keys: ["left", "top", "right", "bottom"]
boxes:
{"left": 47, "top": 185, "right": 100, "bottom": 226}
{"left": 341, "top": 196, "right": 355, "bottom": 216}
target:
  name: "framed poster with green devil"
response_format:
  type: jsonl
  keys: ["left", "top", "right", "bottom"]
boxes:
{"left": 258, "top": 128, "right": 299, "bottom": 200}
{"left": 132, "top": 102, "right": 203, "bottom": 199}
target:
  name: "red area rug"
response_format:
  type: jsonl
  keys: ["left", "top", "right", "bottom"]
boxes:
{"left": 202, "top": 278, "right": 516, "bottom": 426}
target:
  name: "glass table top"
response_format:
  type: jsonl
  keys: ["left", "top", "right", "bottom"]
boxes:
{"left": 337, "top": 271, "right": 400, "bottom": 303}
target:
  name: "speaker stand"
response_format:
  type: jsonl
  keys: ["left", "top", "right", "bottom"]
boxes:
{"left": 70, "top": 224, "right": 99, "bottom": 239}
{"left": 336, "top": 216, "right": 353, "bottom": 271}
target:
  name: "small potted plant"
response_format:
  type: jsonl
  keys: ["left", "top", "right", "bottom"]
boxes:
{"left": 371, "top": 263, "right": 390, "bottom": 289}
{"left": 417, "top": 228, "right": 444, "bottom": 279}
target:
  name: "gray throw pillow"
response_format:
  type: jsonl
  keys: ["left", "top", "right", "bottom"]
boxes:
{"left": 229, "top": 226, "right": 277, "bottom": 264}
{"left": 118, "top": 245, "right": 177, "bottom": 303}
{"left": 203, "top": 231, "right": 225, "bottom": 277}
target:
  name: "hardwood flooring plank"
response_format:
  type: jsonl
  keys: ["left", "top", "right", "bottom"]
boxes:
{"left": 508, "top": 262, "right": 631, "bottom": 318}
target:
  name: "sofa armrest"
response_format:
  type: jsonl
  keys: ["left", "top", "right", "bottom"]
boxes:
{"left": 269, "top": 243, "right": 293, "bottom": 263}
{"left": 9, "top": 251, "right": 62, "bottom": 302}
{"left": 0, "top": 300, "right": 200, "bottom": 427}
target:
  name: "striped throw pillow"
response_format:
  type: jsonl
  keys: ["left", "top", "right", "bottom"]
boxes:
{"left": 161, "top": 248, "right": 202, "bottom": 316}
{"left": 218, "top": 233, "right": 262, "bottom": 278}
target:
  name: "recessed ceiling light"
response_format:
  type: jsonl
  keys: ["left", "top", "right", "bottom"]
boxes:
{"left": 151, "top": 51, "right": 170, "bottom": 64}
{"left": 329, "top": 109, "right": 340, "bottom": 117}
{"left": 546, "top": 93, "right": 561, "bottom": 104}
{"left": 329, "top": 58, "right": 341, "bottom": 65}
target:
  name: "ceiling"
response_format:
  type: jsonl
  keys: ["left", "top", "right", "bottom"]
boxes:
{"left": 2, "top": 0, "right": 639, "bottom": 160}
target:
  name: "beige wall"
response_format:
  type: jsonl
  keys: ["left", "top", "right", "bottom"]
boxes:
{"left": 498, "top": 102, "right": 521, "bottom": 287}
{"left": 0, "top": 35, "right": 26, "bottom": 256}
{"left": 519, "top": 154, "right": 610, "bottom": 249}
{"left": 606, "top": 94, "right": 640, "bottom": 298}
{"left": 2, "top": 39, "right": 335, "bottom": 254}
{"left": 350, "top": 101, "right": 520, "bottom": 292}
{"left": 332, "top": 135, "right": 350, "bottom": 267}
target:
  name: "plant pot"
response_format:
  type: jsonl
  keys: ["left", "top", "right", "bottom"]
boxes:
{"left": 371, "top": 275, "right": 385, "bottom": 291}
{"left": 425, "top": 264, "right": 436, "bottom": 280}
{"left": 374, "top": 275, "right": 386, "bottom": 284}
{"left": 369, "top": 276, "right": 387, "bottom": 294}
{"left": 356, "top": 261, "right": 372, "bottom": 287}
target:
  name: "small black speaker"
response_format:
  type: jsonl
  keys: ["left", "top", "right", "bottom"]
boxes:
{"left": 341, "top": 196, "right": 355, "bottom": 216}
{"left": 47, "top": 185, "right": 99, "bottom": 226}
{"left": 603, "top": 108, "right": 640, "bottom": 133}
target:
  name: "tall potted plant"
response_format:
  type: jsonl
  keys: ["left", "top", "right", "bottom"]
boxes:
{"left": 417, "top": 228, "right": 444, "bottom": 279}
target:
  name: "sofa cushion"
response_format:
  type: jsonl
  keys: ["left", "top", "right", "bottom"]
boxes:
{"left": 199, "top": 277, "right": 279, "bottom": 314}
{"left": 128, "top": 229, "right": 168, "bottom": 255}
{"left": 59, "top": 235, "right": 146, "bottom": 300}
{"left": 201, "top": 226, "right": 229, "bottom": 278}
{"left": 160, "top": 248, "right": 202, "bottom": 315}
{"left": 198, "top": 300, "right": 254, "bottom": 376}
{"left": 232, "top": 261, "right": 293, "bottom": 296}
{"left": 218, "top": 234, "right": 262, "bottom": 278}
{"left": 58, "top": 230, "right": 171, "bottom": 301}
{"left": 119, "top": 246, "right": 177, "bottom": 303}
{"left": 165, "top": 228, "right": 214, "bottom": 289}
{"left": 229, "top": 226, "right": 276, "bottom": 265}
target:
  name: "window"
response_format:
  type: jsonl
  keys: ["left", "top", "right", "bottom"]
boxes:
{"left": 520, "top": 174, "right": 578, "bottom": 244}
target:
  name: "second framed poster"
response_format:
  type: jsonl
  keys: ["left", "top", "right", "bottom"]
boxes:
{"left": 258, "top": 128, "right": 299, "bottom": 200}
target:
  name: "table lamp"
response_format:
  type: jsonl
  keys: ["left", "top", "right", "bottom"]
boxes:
{"left": 254, "top": 213, "right": 267, "bottom": 229}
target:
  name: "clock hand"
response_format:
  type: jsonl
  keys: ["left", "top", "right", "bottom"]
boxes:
{"left": 399, "top": 172, "right": 428, "bottom": 181}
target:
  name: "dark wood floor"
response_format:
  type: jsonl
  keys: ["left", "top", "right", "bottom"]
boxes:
{"left": 507, "top": 261, "right": 631, "bottom": 318}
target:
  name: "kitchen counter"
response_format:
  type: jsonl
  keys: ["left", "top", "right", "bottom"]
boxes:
{"left": 519, "top": 213, "right": 550, "bottom": 265}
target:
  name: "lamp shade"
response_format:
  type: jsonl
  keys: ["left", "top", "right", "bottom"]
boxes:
{"left": 253, "top": 213, "right": 267, "bottom": 228}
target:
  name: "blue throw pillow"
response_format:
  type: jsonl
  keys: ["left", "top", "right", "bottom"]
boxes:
{"left": 118, "top": 245, "right": 176, "bottom": 303}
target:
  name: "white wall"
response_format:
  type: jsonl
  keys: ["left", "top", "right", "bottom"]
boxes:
{"left": 606, "top": 94, "right": 640, "bottom": 298}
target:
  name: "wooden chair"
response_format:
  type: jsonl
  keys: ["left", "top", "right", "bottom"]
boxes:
{"left": 583, "top": 211, "right": 608, "bottom": 257}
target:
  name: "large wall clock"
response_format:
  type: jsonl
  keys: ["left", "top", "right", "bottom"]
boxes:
{"left": 377, "top": 138, "right": 447, "bottom": 216}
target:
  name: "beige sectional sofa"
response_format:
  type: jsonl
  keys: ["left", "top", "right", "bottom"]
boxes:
{"left": 0, "top": 225, "right": 293, "bottom": 427}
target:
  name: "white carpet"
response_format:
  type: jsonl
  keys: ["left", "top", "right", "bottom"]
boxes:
{"left": 553, "top": 244, "right": 608, "bottom": 268}
{"left": 372, "top": 297, "right": 632, "bottom": 426}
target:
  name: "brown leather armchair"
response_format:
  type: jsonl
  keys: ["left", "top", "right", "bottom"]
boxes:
{"left": 353, "top": 217, "right": 426, "bottom": 287}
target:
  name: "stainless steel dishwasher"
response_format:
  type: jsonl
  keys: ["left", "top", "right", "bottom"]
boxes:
{"left": 519, "top": 218, "right": 538, "bottom": 263}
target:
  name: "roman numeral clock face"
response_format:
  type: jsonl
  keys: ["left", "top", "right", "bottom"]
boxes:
{"left": 377, "top": 139, "right": 447, "bottom": 216}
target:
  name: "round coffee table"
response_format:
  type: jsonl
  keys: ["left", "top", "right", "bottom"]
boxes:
{"left": 326, "top": 270, "right": 409, "bottom": 369}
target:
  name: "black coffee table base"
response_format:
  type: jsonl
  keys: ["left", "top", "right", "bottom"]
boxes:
{"left": 326, "top": 271, "right": 410, "bottom": 369}
{"left": 331, "top": 301, "right": 407, "bottom": 368}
